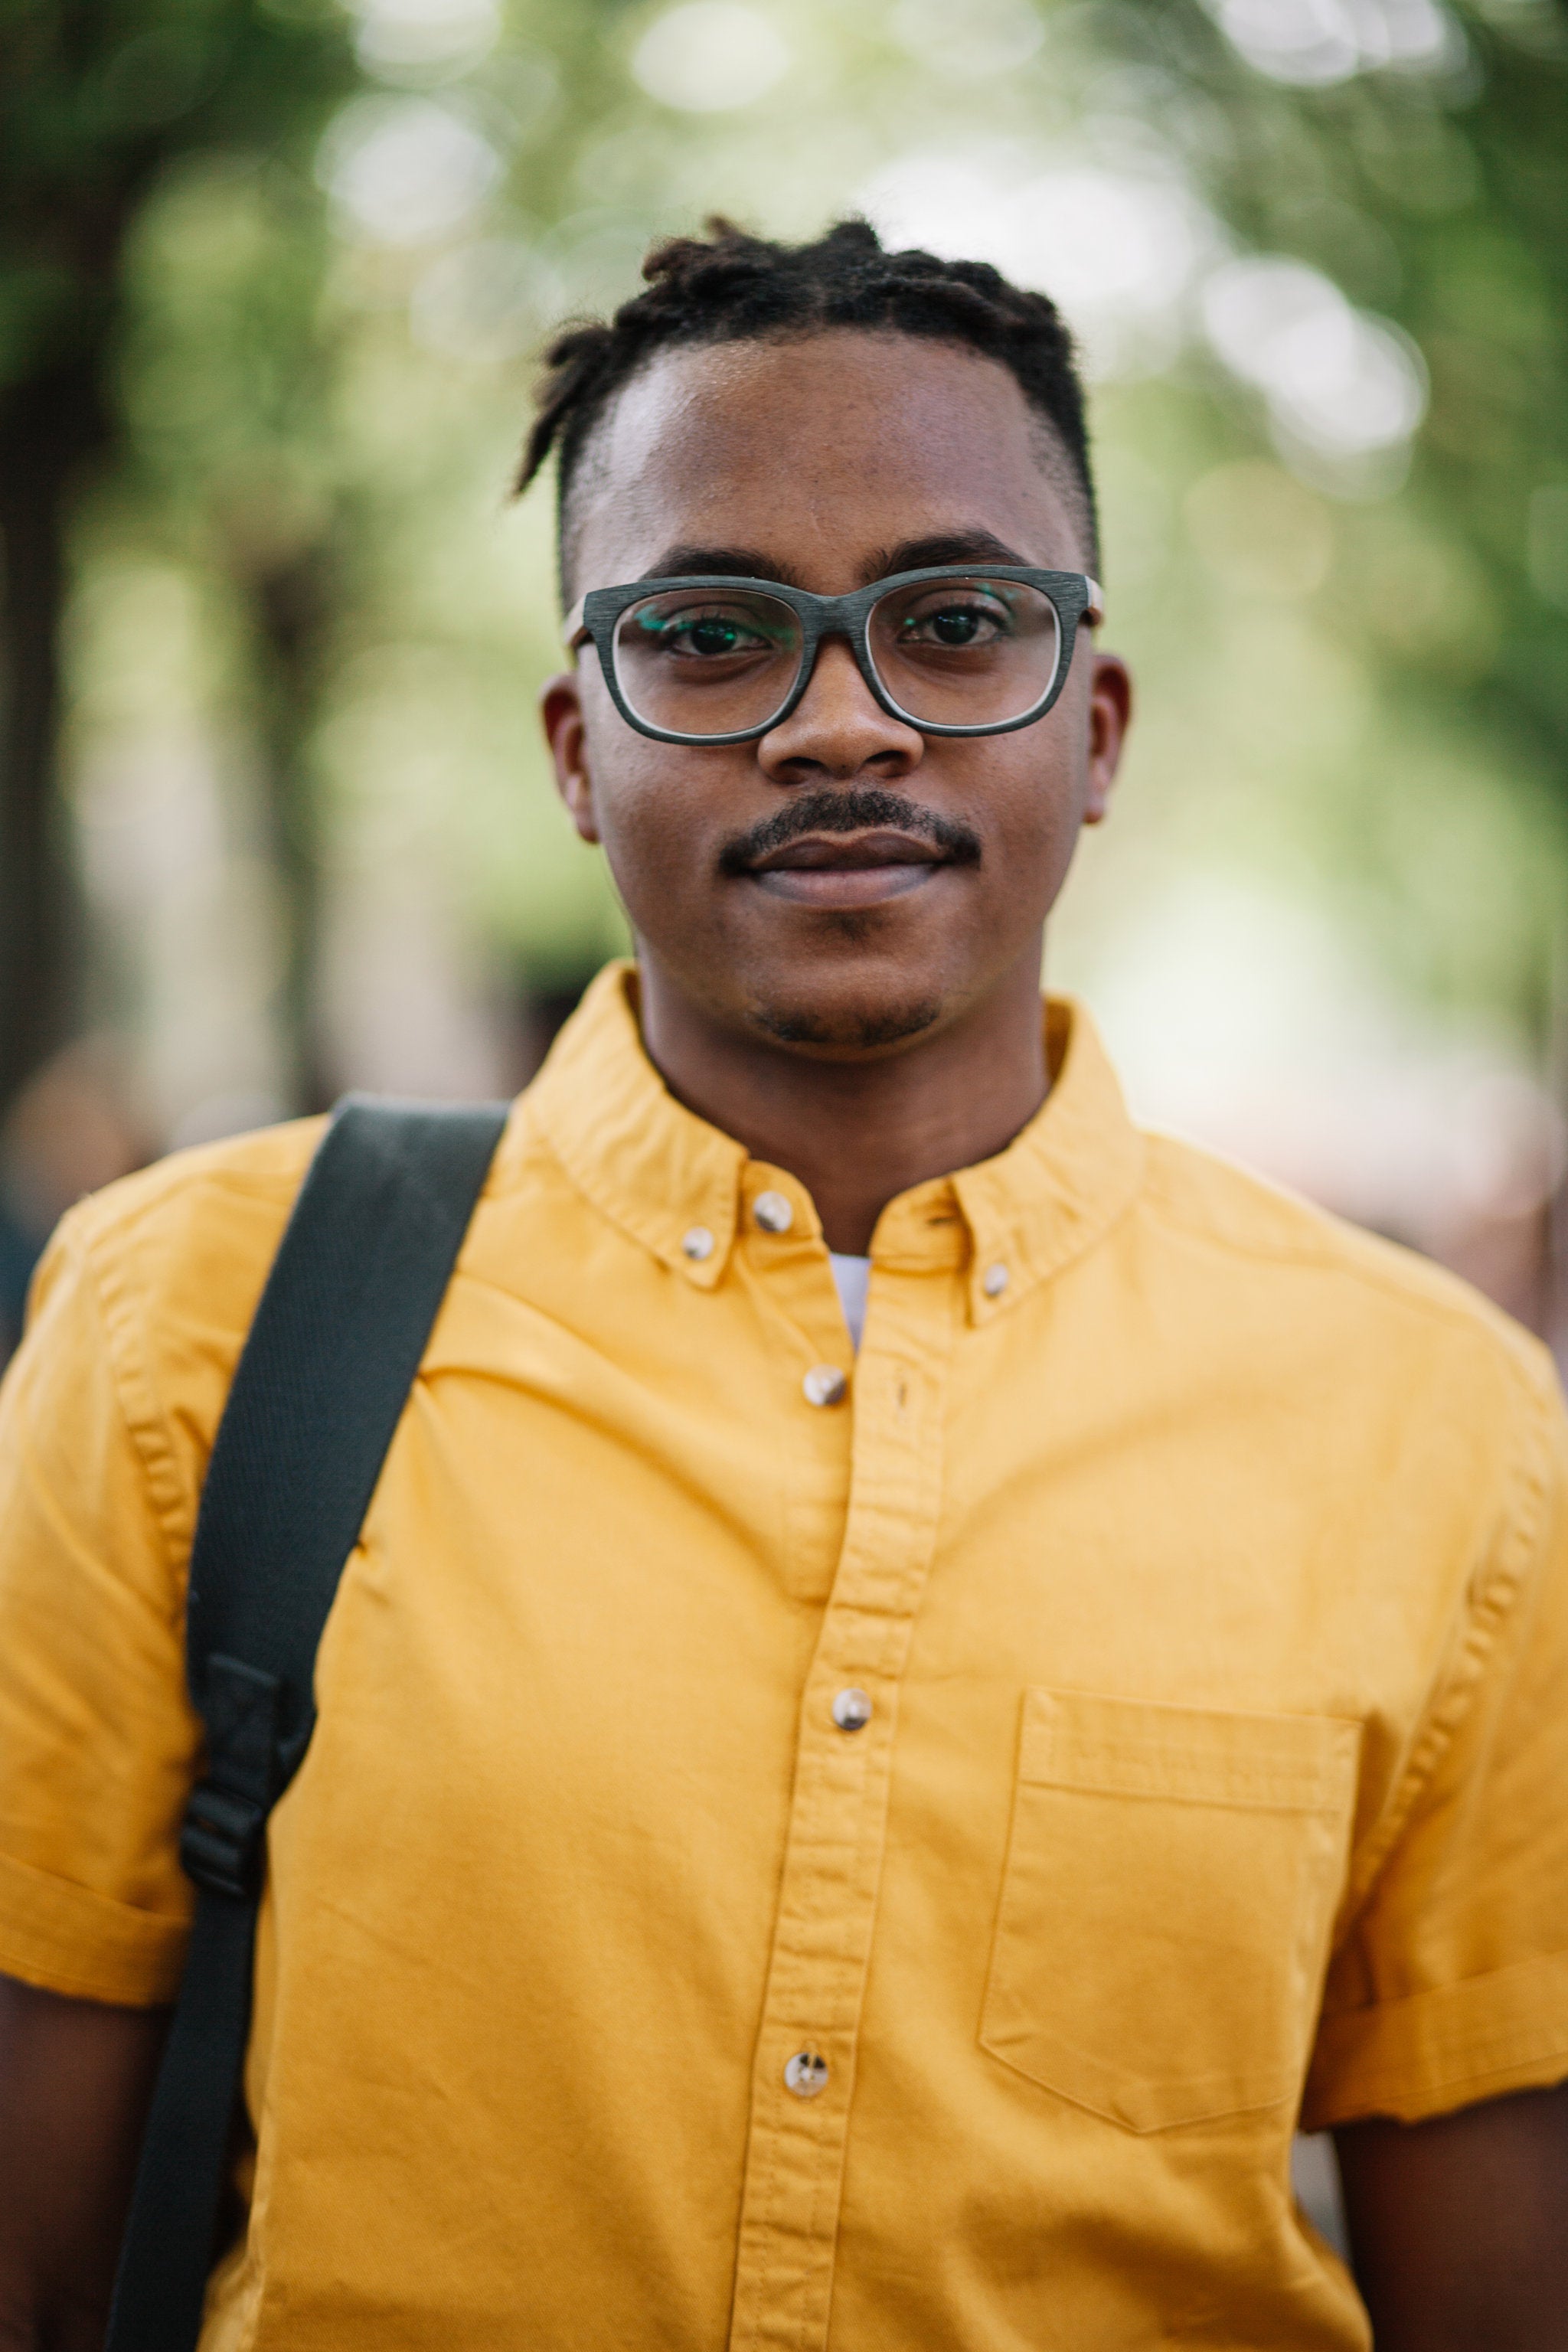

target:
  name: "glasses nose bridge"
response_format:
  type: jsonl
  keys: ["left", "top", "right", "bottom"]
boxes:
{"left": 794, "top": 602, "right": 884, "bottom": 712}
{"left": 796, "top": 591, "right": 876, "bottom": 697}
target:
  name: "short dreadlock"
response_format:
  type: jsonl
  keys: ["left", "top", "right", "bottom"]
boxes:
{"left": 518, "top": 216, "right": 1098, "bottom": 601}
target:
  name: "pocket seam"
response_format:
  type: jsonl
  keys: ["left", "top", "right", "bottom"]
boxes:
{"left": 982, "top": 1689, "right": 1359, "bottom": 2134}
{"left": 1021, "top": 1690, "right": 1360, "bottom": 1813}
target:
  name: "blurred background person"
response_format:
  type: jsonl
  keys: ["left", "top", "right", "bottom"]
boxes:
{"left": 0, "top": 1045, "right": 146, "bottom": 1354}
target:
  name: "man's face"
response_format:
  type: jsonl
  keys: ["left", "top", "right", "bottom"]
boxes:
{"left": 541, "top": 329, "right": 1130, "bottom": 1057}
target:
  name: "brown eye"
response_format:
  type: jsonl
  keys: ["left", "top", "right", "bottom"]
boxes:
{"left": 685, "top": 616, "right": 748, "bottom": 655}
{"left": 635, "top": 603, "right": 782, "bottom": 659}
{"left": 897, "top": 597, "right": 1010, "bottom": 648}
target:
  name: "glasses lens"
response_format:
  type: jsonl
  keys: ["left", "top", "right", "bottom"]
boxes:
{"left": 612, "top": 590, "right": 803, "bottom": 739}
{"left": 867, "top": 576, "right": 1061, "bottom": 729}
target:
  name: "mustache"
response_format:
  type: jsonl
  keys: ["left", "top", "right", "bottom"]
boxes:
{"left": 718, "top": 789, "right": 983, "bottom": 876}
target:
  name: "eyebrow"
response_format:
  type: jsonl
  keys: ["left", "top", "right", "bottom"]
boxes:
{"left": 643, "top": 544, "right": 812, "bottom": 586}
{"left": 639, "top": 530, "right": 1036, "bottom": 591}
{"left": 868, "top": 531, "right": 1033, "bottom": 576}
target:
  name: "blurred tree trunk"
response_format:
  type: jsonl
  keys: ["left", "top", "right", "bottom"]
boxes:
{"left": 1, "top": 0, "right": 358, "bottom": 1133}
{"left": 252, "top": 546, "right": 332, "bottom": 1112}
{"left": 0, "top": 354, "right": 106, "bottom": 1115}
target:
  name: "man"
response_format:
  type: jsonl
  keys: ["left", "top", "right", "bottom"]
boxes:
{"left": 2, "top": 218, "right": 1566, "bottom": 2351}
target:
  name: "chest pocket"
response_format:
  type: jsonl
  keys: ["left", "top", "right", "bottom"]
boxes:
{"left": 980, "top": 1689, "right": 1360, "bottom": 2133}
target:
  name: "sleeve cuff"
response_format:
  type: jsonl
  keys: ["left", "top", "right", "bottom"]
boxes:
{"left": 0, "top": 1845, "right": 191, "bottom": 2007}
{"left": 1304, "top": 1947, "right": 1568, "bottom": 2128}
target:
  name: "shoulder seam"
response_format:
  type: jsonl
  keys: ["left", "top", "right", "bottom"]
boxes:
{"left": 69, "top": 1163, "right": 313, "bottom": 1255}
{"left": 1139, "top": 1166, "right": 1537, "bottom": 1358}
{"left": 65, "top": 1217, "right": 201, "bottom": 1615}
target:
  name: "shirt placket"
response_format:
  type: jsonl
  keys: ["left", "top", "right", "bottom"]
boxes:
{"left": 727, "top": 1264, "right": 959, "bottom": 2352}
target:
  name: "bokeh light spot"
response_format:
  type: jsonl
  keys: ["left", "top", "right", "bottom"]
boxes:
{"left": 1207, "top": 0, "right": 1462, "bottom": 85}
{"left": 347, "top": 0, "right": 501, "bottom": 83}
{"left": 317, "top": 95, "right": 505, "bottom": 245}
{"left": 631, "top": 3, "right": 791, "bottom": 112}
{"left": 1201, "top": 256, "right": 1428, "bottom": 491}
{"left": 890, "top": 0, "right": 1044, "bottom": 80}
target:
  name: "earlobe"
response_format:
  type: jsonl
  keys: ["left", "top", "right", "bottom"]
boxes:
{"left": 539, "top": 671, "right": 602, "bottom": 844}
{"left": 1083, "top": 652, "right": 1132, "bottom": 828}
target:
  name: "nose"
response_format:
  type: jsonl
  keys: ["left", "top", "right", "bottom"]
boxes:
{"left": 756, "top": 636, "right": 923, "bottom": 786}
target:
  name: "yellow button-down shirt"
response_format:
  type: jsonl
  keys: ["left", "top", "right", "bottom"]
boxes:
{"left": 4, "top": 966, "right": 1568, "bottom": 2350}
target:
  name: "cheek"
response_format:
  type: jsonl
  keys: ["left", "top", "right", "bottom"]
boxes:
{"left": 579, "top": 718, "right": 736, "bottom": 921}
{"left": 581, "top": 693, "right": 681, "bottom": 861}
{"left": 974, "top": 741, "right": 1082, "bottom": 868}
{"left": 995, "top": 688, "right": 1093, "bottom": 851}
{"left": 593, "top": 774, "right": 693, "bottom": 916}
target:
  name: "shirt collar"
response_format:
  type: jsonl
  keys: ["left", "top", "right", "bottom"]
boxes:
{"left": 526, "top": 964, "right": 1144, "bottom": 1320}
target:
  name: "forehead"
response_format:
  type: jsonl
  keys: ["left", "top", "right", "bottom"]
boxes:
{"left": 569, "top": 329, "right": 1084, "bottom": 593}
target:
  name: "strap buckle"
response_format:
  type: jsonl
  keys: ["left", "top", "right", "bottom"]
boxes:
{"left": 180, "top": 1783, "right": 267, "bottom": 1900}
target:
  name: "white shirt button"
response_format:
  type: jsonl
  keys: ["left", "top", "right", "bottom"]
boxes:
{"left": 784, "top": 2050, "right": 829, "bottom": 2099}
{"left": 831, "top": 1687, "right": 873, "bottom": 1732}
{"left": 803, "top": 1365, "right": 848, "bottom": 1408}
{"left": 681, "top": 1226, "right": 714, "bottom": 1262}
{"left": 982, "top": 1262, "right": 1009, "bottom": 1297}
{"left": 753, "top": 1190, "right": 793, "bottom": 1233}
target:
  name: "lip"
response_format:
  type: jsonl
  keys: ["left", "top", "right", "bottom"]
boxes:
{"left": 744, "top": 828, "right": 953, "bottom": 907}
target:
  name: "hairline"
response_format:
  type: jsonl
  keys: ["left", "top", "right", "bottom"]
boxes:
{"left": 554, "top": 322, "right": 1099, "bottom": 608}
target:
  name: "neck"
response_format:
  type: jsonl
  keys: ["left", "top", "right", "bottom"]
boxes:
{"left": 636, "top": 948, "right": 1050, "bottom": 1255}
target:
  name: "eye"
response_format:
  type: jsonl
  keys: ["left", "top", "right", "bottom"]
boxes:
{"left": 897, "top": 596, "right": 1011, "bottom": 648}
{"left": 644, "top": 605, "right": 779, "bottom": 658}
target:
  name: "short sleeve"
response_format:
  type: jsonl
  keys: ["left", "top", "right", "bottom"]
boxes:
{"left": 1304, "top": 1357, "right": 1568, "bottom": 2126}
{"left": 0, "top": 1214, "right": 199, "bottom": 2005}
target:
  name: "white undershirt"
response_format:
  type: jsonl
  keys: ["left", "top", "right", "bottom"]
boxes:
{"left": 828, "top": 1252, "right": 871, "bottom": 1351}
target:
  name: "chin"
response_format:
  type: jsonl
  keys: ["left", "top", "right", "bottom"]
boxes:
{"left": 748, "top": 993, "right": 944, "bottom": 1055}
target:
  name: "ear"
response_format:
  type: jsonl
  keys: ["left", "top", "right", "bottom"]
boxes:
{"left": 1083, "top": 653, "right": 1132, "bottom": 828}
{"left": 540, "top": 668, "right": 601, "bottom": 844}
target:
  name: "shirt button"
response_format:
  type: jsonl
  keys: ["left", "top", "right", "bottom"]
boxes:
{"left": 802, "top": 1364, "right": 848, "bottom": 1408}
{"left": 831, "top": 1687, "right": 873, "bottom": 1732}
{"left": 681, "top": 1226, "right": 715, "bottom": 1262}
{"left": 982, "top": 1262, "right": 1009, "bottom": 1297}
{"left": 753, "top": 1190, "right": 793, "bottom": 1233}
{"left": 784, "top": 2050, "right": 829, "bottom": 2099}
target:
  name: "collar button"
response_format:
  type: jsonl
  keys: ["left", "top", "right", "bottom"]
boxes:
{"left": 753, "top": 1190, "right": 793, "bottom": 1233}
{"left": 681, "top": 1226, "right": 715, "bottom": 1262}
{"left": 982, "top": 1262, "right": 1010, "bottom": 1298}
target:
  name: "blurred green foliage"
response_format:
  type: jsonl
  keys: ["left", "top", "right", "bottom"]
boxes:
{"left": 1142, "top": 0, "right": 1568, "bottom": 988}
{"left": 1, "top": 0, "right": 353, "bottom": 384}
{"left": 0, "top": 0, "right": 361, "bottom": 1103}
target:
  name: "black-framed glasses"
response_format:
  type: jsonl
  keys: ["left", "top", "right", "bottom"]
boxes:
{"left": 564, "top": 565, "right": 1104, "bottom": 746}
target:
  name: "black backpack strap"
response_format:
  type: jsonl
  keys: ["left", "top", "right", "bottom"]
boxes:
{"left": 106, "top": 1094, "right": 509, "bottom": 2352}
